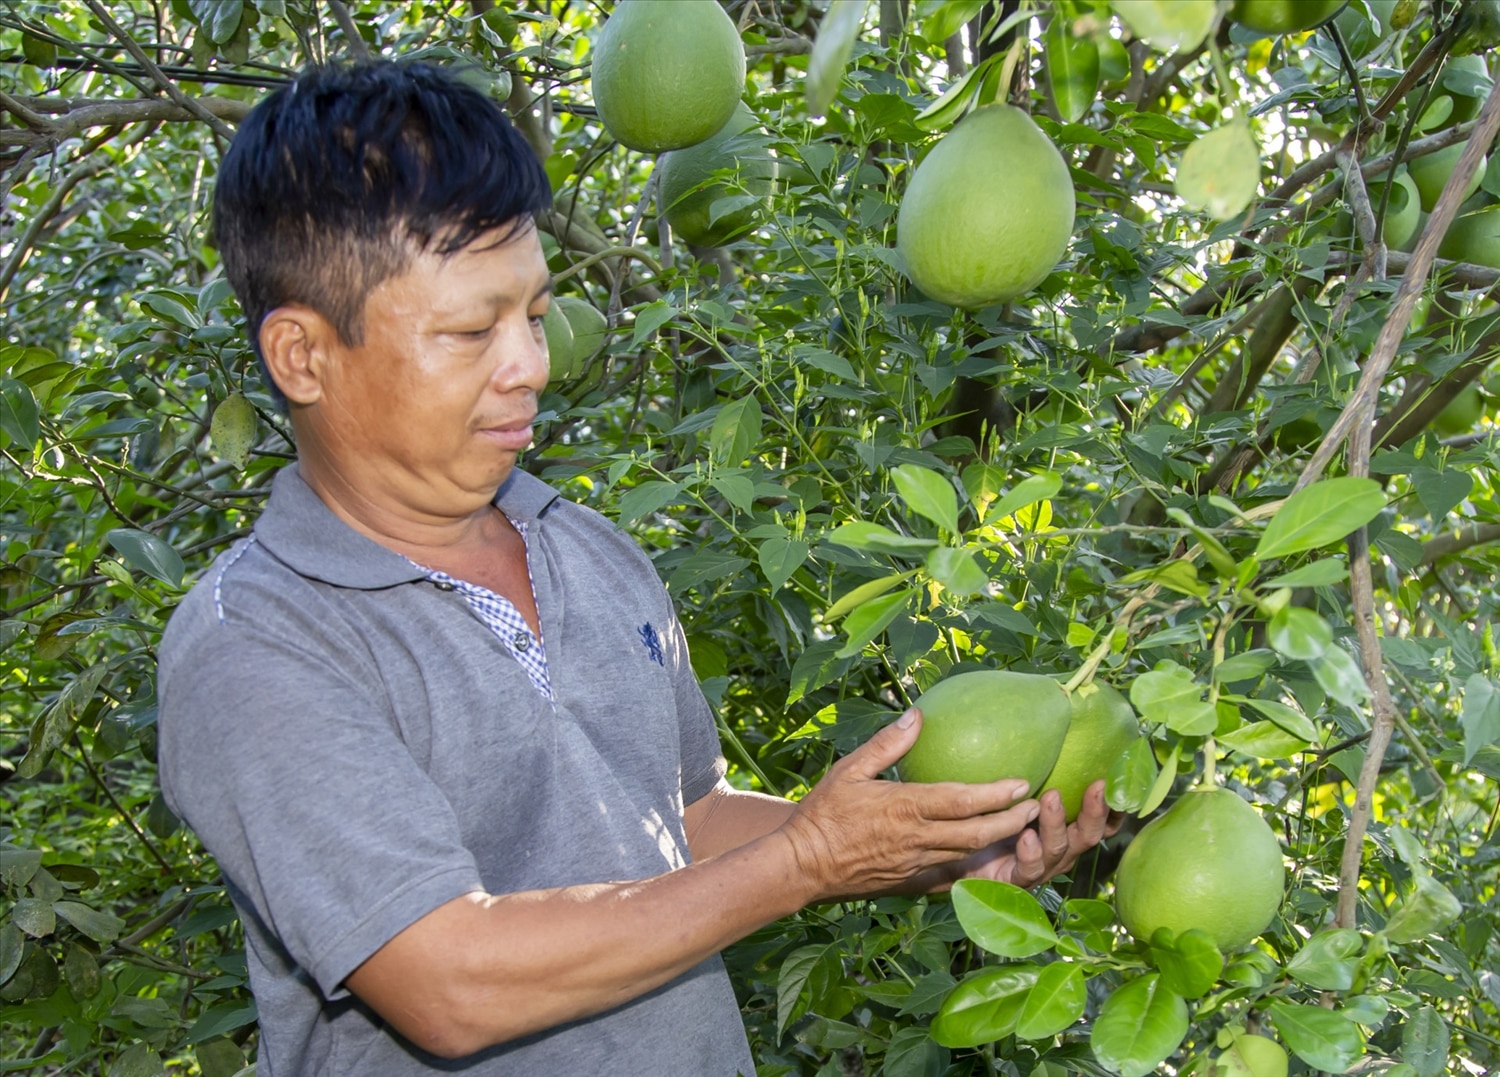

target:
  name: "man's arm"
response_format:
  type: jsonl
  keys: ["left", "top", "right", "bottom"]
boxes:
{"left": 684, "top": 764, "right": 1121, "bottom": 890}
{"left": 344, "top": 709, "right": 1038, "bottom": 1058}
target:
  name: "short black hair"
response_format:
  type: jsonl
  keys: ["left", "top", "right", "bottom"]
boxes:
{"left": 213, "top": 61, "right": 552, "bottom": 399}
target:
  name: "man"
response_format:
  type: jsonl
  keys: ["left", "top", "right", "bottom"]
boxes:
{"left": 158, "top": 61, "right": 1116, "bottom": 1075}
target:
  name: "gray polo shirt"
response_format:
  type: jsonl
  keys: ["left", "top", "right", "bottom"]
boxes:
{"left": 157, "top": 463, "right": 753, "bottom": 1076}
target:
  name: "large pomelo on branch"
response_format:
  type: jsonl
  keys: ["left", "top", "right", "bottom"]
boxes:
{"left": 590, "top": 0, "right": 746, "bottom": 154}
{"left": 1228, "top": 0, "right": 1347, "bottom": 34}
{"left": 1407, "top": 142, "right": 1488, "bottom": 212}
{"left": 1038, "top": 681, "right": 1140, "bottom": 821}
{"left": 1114, "top": 788, "right": 1285, "bottom": 952}
{"left": 896, "top": 105, "right": 1076, "bottom": 310}
{"left": 897, "top": 670, "right": 1072, "bottom": 792}
{"left": 658, "top": 102, "right": 777, "bottom": 247}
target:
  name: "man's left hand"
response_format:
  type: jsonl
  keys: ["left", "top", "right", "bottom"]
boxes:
{"left": 928, "top": 780, "right": 1124, "bottom": 891}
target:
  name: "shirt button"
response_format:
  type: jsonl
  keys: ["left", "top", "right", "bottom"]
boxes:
{"left": 433, "top": 580, "right": 455, "bottom": 592}
{"left": 513, "top": 632, "right": 531, "bottom": 652}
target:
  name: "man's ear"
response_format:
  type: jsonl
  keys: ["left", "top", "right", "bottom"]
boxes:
{"left": 258, "top": 306, "right": 337, "bottom": 406}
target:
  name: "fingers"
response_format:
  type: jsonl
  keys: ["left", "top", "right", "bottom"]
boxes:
{"left": 838, "top": 707, "right": 923, "bottom": 781}
{"left": 1070, "top": 781, "right": 1113, "bottom": 848}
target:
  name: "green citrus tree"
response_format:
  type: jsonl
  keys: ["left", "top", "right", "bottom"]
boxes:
{"left": 2, "top": 1, "right": 1499, "bottom": 1074}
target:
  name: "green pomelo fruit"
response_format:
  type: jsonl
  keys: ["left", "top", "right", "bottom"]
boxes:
{"left": 554, "top": 296, "right": 607, "bottom": 378}
{"left": 591, "top": 0, "right": 746, "bottom": 154}
{"left": 1229, "top": 0, "right": 1347, "bottom": 33}
{"left": 658, "top": 102, "right": 777, "bottom": 247}
{"left": 1439, "top": 204, "right": 1500, "bottom": 268}
{"left": 1215, "top": 1033, "right": 1289, "bottom": 1077}
{"left": 896, "top": 105, "right": 1075, "bottom": 310}
{"left": 1408, "top": 142, "right": 1488, "bottom": 212}
{"left": 1432, "top": 383, "right": 1485, "bottom": 436}
{"left": 1037, "top": 681, "right": 1139, "bottom": 820}
{"left": 897, "top": 670, "right": 1072, "bottom": 790}
{"left": 542, "top": 302, "right": 575, "bottom": 382}
{"left": 1114, "top": 788, "right": 1285, "bottom": 952}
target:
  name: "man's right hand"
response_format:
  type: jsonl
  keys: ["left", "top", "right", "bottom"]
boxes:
{"left": 773, "top": 707, "right": 1041, "bottom": 903}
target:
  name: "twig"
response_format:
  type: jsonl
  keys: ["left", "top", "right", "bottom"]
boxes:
{"left": 328, "top": 0, "right": 373, "bottom": 61}
{"left": 69, "top": 736, "right": 180, "bottom": 878}
{"left": 1317, "top": 79, "right": 1500, "bottom": 932}
{"left": 1295, "top": 85, "right": 1500, "bottom": 494}
{"left": 1419, "top": 522, "right": 1500, "bottom": 565}
{"left": 0, "top": 151, "right": 113, "bottom": 302}
{"left": 82, "top": 0, "right": 237, "bottom": 141}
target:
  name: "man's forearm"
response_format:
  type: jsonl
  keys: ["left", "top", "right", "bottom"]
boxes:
{"left": 347, "top": 828, "right": 814, "bottom": 1058}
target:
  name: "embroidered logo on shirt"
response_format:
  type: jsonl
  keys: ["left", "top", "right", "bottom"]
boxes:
{"left": 639, "top": 622, "right": 665, "bottom": 666}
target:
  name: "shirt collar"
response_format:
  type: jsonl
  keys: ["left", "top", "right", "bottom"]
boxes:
{"left": 253, "top": 462, "right": 562, "bottom": 590}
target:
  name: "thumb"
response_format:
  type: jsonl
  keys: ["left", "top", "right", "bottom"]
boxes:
{"left": 841, "top": 707, "right": 922, "bottom": 780}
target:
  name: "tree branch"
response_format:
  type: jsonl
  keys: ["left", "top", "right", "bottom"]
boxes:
{"left": 328, "top": 0, "right": 373, "bottom": 62}
{"left": 82, "top": 0, "right": 237, "bottom": 141}
{"left": 1317, "top": 75, "right": 1500, "bottom": 933}
{"left": 1419, "top": 523, "right": 1500, "bottom": 565}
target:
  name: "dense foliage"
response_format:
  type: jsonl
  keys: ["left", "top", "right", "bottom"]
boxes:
{"left": 3, "top": 1, "right": 1499, "bottom": 1074}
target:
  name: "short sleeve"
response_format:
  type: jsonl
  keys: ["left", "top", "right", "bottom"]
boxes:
{"left": 158, "top": 601, "right": 483, "bottom": 999}
{"left": 662, "top": 599, "right": 727, "bottom": 806}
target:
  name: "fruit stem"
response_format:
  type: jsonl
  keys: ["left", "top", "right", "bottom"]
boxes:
{"left": 1203, "top": 738, "right": 1219, "bottom": 789}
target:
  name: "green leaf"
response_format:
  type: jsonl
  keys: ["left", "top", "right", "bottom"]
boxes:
{"left": 12, "top": 896, "right": 56, "bottom": 938}
{"left": 837, "top": 588, "right": 913, "bottom": 657}
{"left": 0, "top": 846, "right": 42, "bottom": 888}
{"left": 105, "top": 528, "right": 185, "bottom": 588}
{"left": 710, "top": 396, "right": 763, "bottom": 467}
{"left": 930, "top": 964, "right": 1040, "bottom": 1047}
{"left": 824, "top": 571, "right": 917, "bottom": 622}
{"left": 1107, "top": 736, "right": 1159, "bottom": 813}
{"left": 1122, "top": 559, "right": 1208, "bottom": 599}
{"left": 777, "top": 943, "right": 839, "bottom": 1041}
{"left": 1218, "top": 720, "right": 1311, "bottom": 760}
{"left": 1090, "top": 974, "right": 1190, "bottom": 1077}
{"left": 1313, "top": 646, "right": 1371, "bottom": 708}
{"left": 1267, "top": 606, "right": 1332, "bottom": 661}
{"left": 1176, "top": 120, "right": 1261, "bottom": 219}
{"left": 807, "top": 0, "right": 868, "bottom": 117}
{"left": 1242, "top": 697, "right": 1319, "bottom": 741}
{"left": 1261, "top": 558, "right": 1349, "bottom": 589}
{"left": 1045, "top": 18, "right": 1100, "bottom": 123}
{"left": 0, "top": 378, "right": 40, "bottom": 449}
{"left": 614, "top": 480, "right": 682, "bottom": 526}
{"left": 892, "top": 464, "right": 961, "bottom": 535}
{"left": 1286, "top": 928, "right": 1363, "bottom": 991}
{"left": 1111, "top": 0, "right": 1216, "bottom": 52}
{"left": 986, "top": 472, "right": 1062, "bottom": 524}
{"left": 827, "top": 520, "right": 939, "bottom": 557}
{"left": 915, "top": 53, "right": 1002, "bottom": 132}
{"left": 1402, "top": 1005, "right": 1450, "bottom": 1077}
{"left": 1014, "top": 962, "right": 1087, "bottom": 1039}
{"left": 1411, "top": 466, "right": 1473, "bottom": 521}
{"left": 1140, "top": 740, "right": 1181, "bottom": 816}
{"left": 183, "top": 1000, "right": 259, "bottom": 1045}
{"left": 951, "top": 879, "right": 1059, "bottom": 958}
{"left": 1384, "top": 873, "right": 1463, "bottom": 943}
{"left": 926, "top": 546, "right": 988, "bottom": 596}
{"left": 108, "top": 1044, "right": 166, "bottom": 1077}
{"left": 1214, "top": 649, "right": 1276, "bottom": 684}
{"left": 1460, "top": 673, "right": 1500, "bottom": 764}
{"left": 882, "top": 1025, "right": 950, "bottom": 1077}
{"left": 0, "top": 922, "right": 23, "bottom": 984}
{"left": 630, "top": 300, "right": 678, "bottom": 345}
{"left": 138, "top": 290, "right": 200, "bottom": 327}
{"left": 1255, "top": 478, "right": 1387, "bottom": 560}
{"left": 759, "top": 537, "right": 808, "bottom": 594}
{"left": 1149, "top": 928, "right": 1224, "bottom": 999}
{"left": 1130, "top": 666, "right": 1215, "bottom": 734}
{"left": 52, "top": 900, "right": 125, "bottom": 945}
{"left": 919, "top": 0, "right": 988, "bottom": 42}
{"left": 1268, "top": 1000, "right": 1366, "bottom": 1073}
{"left": 209, "top": 392, "right": 257, "bottom": 469}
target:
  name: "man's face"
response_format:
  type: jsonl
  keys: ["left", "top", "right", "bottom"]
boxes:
{"left": 305, "top": 223, "right": 553, "bottom": 518}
